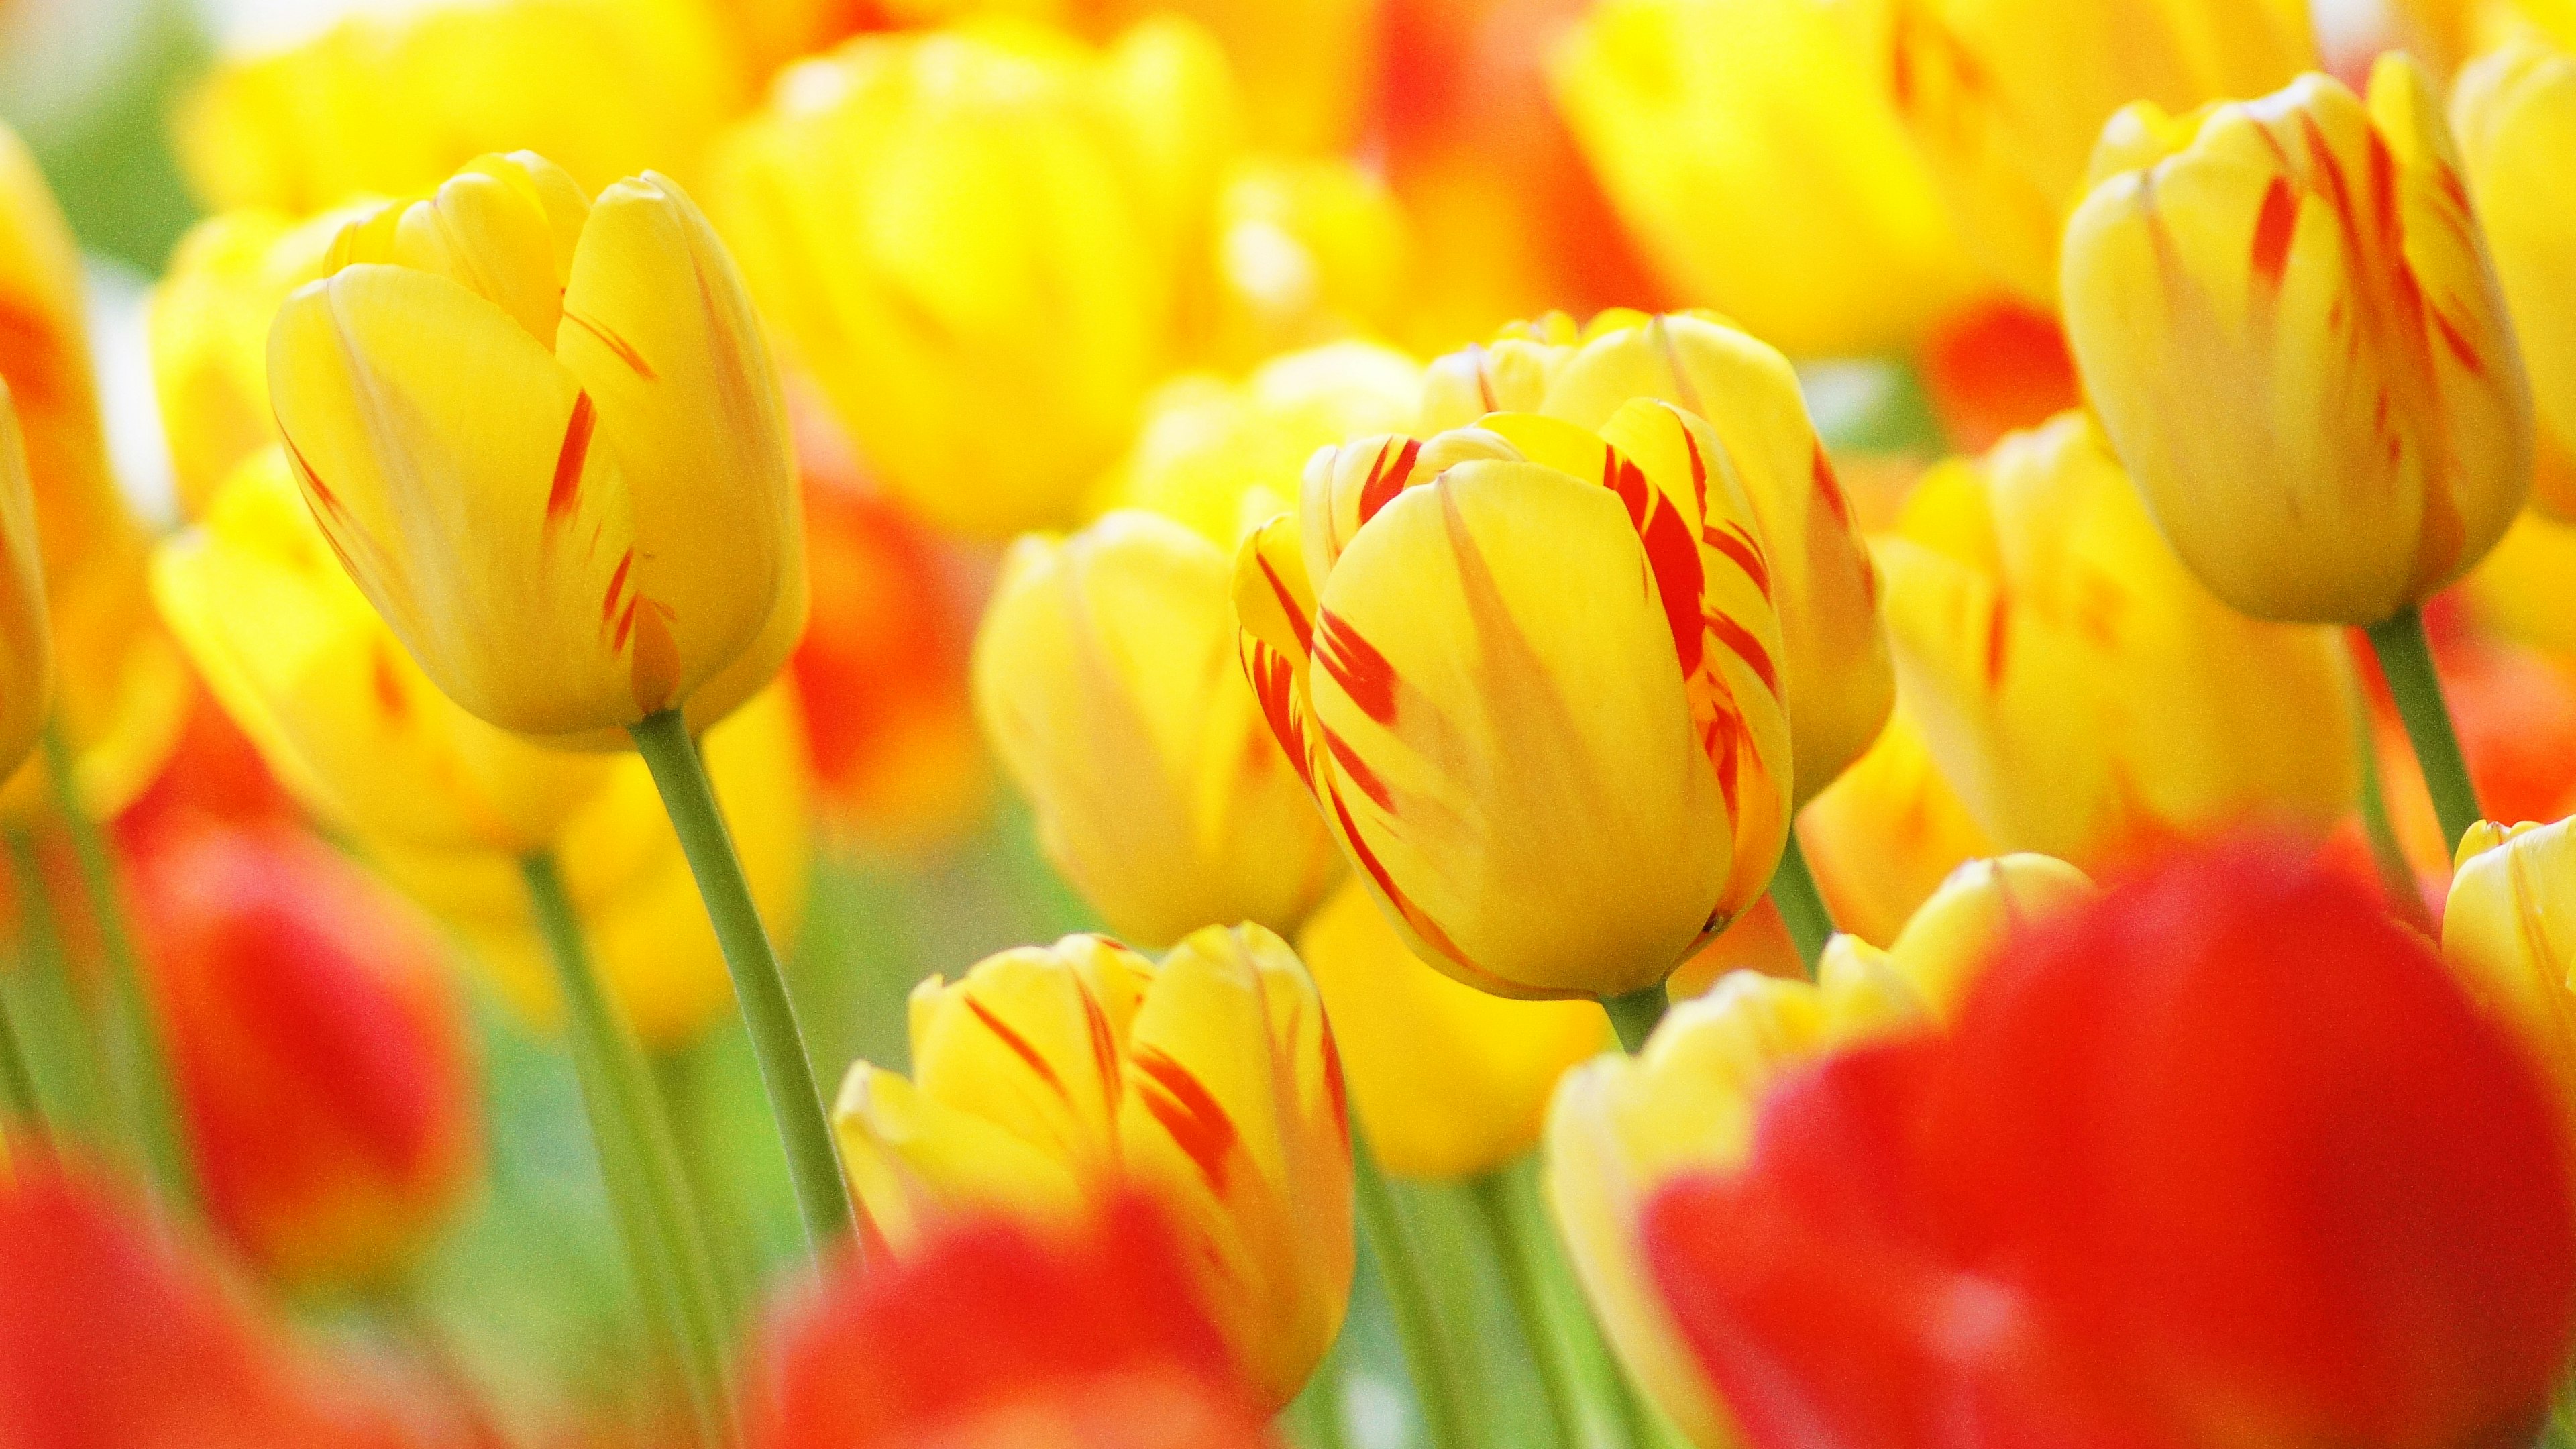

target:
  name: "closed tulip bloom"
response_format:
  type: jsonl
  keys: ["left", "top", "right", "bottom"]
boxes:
{"left": 715, "top": 21, "right": 1238, "bottom": 538}
{"left": 1795, "top": 704, "right": 1995, "bottom": 947}
{"left": 2453, "top": 35, "right": 2576, "bottom": 519}
{"left": 2444, "top": 817, "right": 2576, "bottom": 1124}
{"left": 2063, "top": 56, "right": 2532, "bottom": 626}
{"left": 267, "top": 150, "right": 805, "bottom": 744}
{"left": 1425, "top": 311, "right": 1892, "bottom": 801}
{"left": 835, "top": 927, "right": 1352, "bottom": 1412}
{"left": 1299, "top": 880, "right": 1607, "bottom": 1180}
{"left": 1236, "top": 405, "right": 1793, "bottom": 1000}
{"left": 1546, "top": 950, "right": 1928, "bottom": 1448}
{"left": 977, "top": 513, "right": 1342, "bottom": 947}
{"left": 1871, "top": 852, "right": 2096, "bottom": 1020}
{"left": 140, "top": 828, "right": 478, "bottom": 1293}
{"left": 1878, "top": 412, "right": 2357, "bottom": 869}
{"left": 0, "top": 390, "right": 50, "bottom": 786}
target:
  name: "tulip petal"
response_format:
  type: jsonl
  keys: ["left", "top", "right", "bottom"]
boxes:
{"left": 834, "top": 1063, "right": 1089, "bottom": 1254}
{"left": 911, "top": 942, "right": 1151, "bottom": 1169}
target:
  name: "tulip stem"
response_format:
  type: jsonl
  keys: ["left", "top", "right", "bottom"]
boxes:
{"left": 42, "top": 725, "right": 195, "bottom": 1211}
{"left": 1468, "top": 1170, "right": 1597, "bottom": 1449}
{"left": 2349, "top": 677, "right": 2432, "bottom": 932}
{"left": 521, "top": 851, "right": 736, "bottom": 1448}
{"left": 0, "top": 989, "right": 44, "bottom": 1144}
{"left": 2365, "top": 606, "right": 2483, "bottom": 855}
{"left": 6, "top": 833, "right": 111, "bottom": 1154}
{"left": 1351, "top": 1125, "right": 1472, "bottom": 1449}
{"left": 628, "top": 708, "right": 853, "bottom": 1255}
{"left": 1603, "top": 986, "right": 1666, "bottom": 1056}
{"left": 1768, "top": 833, "right": 1833, "bottom": 979}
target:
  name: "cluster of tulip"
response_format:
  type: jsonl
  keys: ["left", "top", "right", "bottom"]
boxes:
{"left": 4, "top": 0, "right": 2576, "bottom": 1445}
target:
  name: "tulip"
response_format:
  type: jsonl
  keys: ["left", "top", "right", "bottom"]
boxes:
{"left": 266, "top": 150, "right": 805, "bottom": 745}
{"left": 834, "top": 926, "right": 1351, "bottom": 1411}
{"left": 1545, "top": 948, "right": 1928, "bottom": 1448}
{"left": 1877, "top": 411, "right": 2357, "bottom": 870}
{"left": 0, "top": 388, "right": 50, "bottom": 788}
{"left": 138, "top": 827, "right": 477, "bottom": 1293}
{"left": 1199, "top": 158, "right": 1413, "bottom": 370}
{"left": 977, "top": 512, "right": 1342, "bottom": 947}
{"left": 2062, "top": 55, "right": 2532, "bottom": 627}
{"left": 1646, "top": 841, "right": 2576, "bottom": 1449}
{"left": 754, "top": 1194, "right": 1275, "bottom": 1449}
{"left": 1423, "top": 310, "right": 1892, "bottom": 802}
{"left": 1234, "top": 405, "right": 1793, "bottom": 1001}
{"left": 1794, "top": 705, "right": 1995, "bottom": 947}
{"left": 176, "top": 0, "right": 746, "bottom": 216}
{"left": 2453, "top": 34, "right": 2576, "bottom": 520}
{"left": 2469, "top": 509, "right": 2576, "bottom": 658}
{"left": 1867, "top": 853, "right": 2096, "bottom": 1021}
{"left": 2443, "top": 816, "right": 2576, "bottom": 1124}
{"left": 1299, "top": 879, "right": 1607, "bottom": 1180}
{"left": 714, "top": 20, "right": 1238, "bottom": 538}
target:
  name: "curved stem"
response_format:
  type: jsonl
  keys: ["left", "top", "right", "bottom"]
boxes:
{"left": 1468, "top": 1171, "right": 1588, "bottom": 1449}
{"left": 2345, "top": 665, "right": 2433, "bottom": 932}
{"left": 1351, "top": 1126, "right": 1472, "bottom": 1449}
{"left": 2365, "top": 606, "right": 2483, "bottom": 855}
{"left": 627, "top": 709, "right": 852, "bottom": 1256}
{"left": 1767, "top": 833, "right": 1833, "bottom": 980}
{"left": 0, "top": 987, "right": 46, "bottom": 1148}
{"left": 7, "top": 832, "right": 111, "bottom": 1152}
{"left": 1603, "top": 985, "right": 1667, "bottom": 1056}
{"left": 521, "top": 852, "right": 735, "bottom": 1447}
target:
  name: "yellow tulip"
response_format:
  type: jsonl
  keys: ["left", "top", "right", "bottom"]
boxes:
{"left": 1297, "top": 879, "right": 1607, "bottom": 1180}
{"left": 1092, "top": 341, "right": 1421, "bottom": 545}
{"left": 151, "top": 448, "right": 616, "bottom": 857}
{"left": 1199, "top": 157, "right": 1412, "bottom": 370}
{"left": 0, "top": 386, "right": 50, "bottom": 783}
{"left": 1233, "top": 405, "right": 1793, "bottom": 1000}
{"left": 1796, "top": 702, "right": 1995, "bottom": 947}
{"left": 1551, "top": 0, "right": 1986, "bottom": 358}
{"left": 2453, "top": 34, "right": 2576, "bottom": 521}
{"left": 0, "top": 121, "right": 184, "bottom": 821}
{"left": 2062, "top": 55, "right": 2532, "bottom": 625}
{"left": 1873, "top": 852, "right": 2097, "bottom": 1020}
{"left": 974, "top": 511, "right": 1344, "bottom": 948}
{"left": 1423, "top": 310, "right": 1894, "bottom": 801}
{"left": 2443, "top": 816, "right": 2576, "bottom": 1128}
{"left": 2466, "top": 508, "right": 2576, "bottom": 657}
{"left": 377, "top": 684, "right": 814, "bottom": 1049}
{"left": 1545, "top": 949, "right": 1927, "bottom": 1447}
{"left": 1878, "top": 411, "right": 2358, "bottom": 870}
{"left": 266, "top": 151, "right": 804, "bottom": 745}
{"left": 176, "top": 0, "right": 746, "bottom": 216}
{"left": 714, "top": 19, "right": 1238, "bottom": 538}
{"left": 835, "top": 925, "right": 1352, "bottom": 1411}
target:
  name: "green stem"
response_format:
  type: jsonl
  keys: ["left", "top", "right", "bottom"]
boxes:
{"left": 1767, "top": 833, "right": 1833, "bottom": 979}
{"left": 42, "top": 725, "right": 193, "bottom": 1209}
{"left": 653, "top": 1049, "right": 749, "bottom": 1330}
{"left": 521, "top": 853, "right": 735, "bottom": 1448}
{"left": 1603, "top": 985, "right": 1667, "bottom": 1056}
{"left": 0, "top": 985, "right": 46, "bottom": 1145}
{"left": 628, "top": 709, "right": 852, "bottom": 1255}
{"left": 1351, "top": 1124, "right": 1471, "bottom": 1449}
{"left": 2347, "top": 669, "right": 2432, "bottom": 932}
{"left": 1468, "top": 1171, "right": 1591, "bottom": 1449}
{"left": 7, "top": 833, "right": 110, "bottom": 1149}
{"left": 2365, "top": 606, "right": 2483, "bottom": 855}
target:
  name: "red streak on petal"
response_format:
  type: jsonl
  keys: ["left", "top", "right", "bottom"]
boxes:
{"left": 547, "top": 392, "right": 597, "bottom": 525}
{"left": 2251, "top": 176, "right": 2300, "bottom": 294}
{"left": 1132, "top": 1047, "right": 1237, "bottom": 1194}
{"left": 1358, "top": 439, "right": 1422, "bottom": 527}
{"left": 2434, "top": 310, "right": 2488, "bottom": 379}
{"left": 564, "top": 311, "right": 658, "bottom": 380}
{"left": 1316, "top": 609, "right": 1401, "bottom": 727}
{"left": 964, "top": 997, "right": 1069, "bottom": 1104}
{"left": 1327, "top": 782, "right": 1515, "bottom": 995}
{"left": 1705, "top": 520, "right": 1772, "bottom": 598}
{"left": 1984, "top": 597, "right": 2011, "bottom": 690}
{"left": 370, "top": 644, "right": 407, "bottom": 721}
{"left": 612, "top": 596, "right": 639, "bottom": 653}
{"left": 1258, "top": 553, "right": 1313, "bottom": 658}
{"left": 1322, "top": 725, "right": 1394, "bottom": 812}
{"left": 1322, "top": 1028, "right": 1349, "bottom": 1148}
{"left": 1709, "top": 610, "right": 1780, "bottom": 698}
{"left": 1812, "top": 443, "right": 1855, "bottom": 530}
{"left": 1075, "top": 977, "right": 1122, "bottom": 1108}
{"left": 1243, "top": 641, "right": 1316, "bottom": 793}
{"left": 601, "top": 549, "right": 633, "bottom": 623}
{"left": 0, "top": 299, "right": 60, "bottom": 409}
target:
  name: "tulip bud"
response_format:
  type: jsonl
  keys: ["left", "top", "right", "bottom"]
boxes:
{"left": 1545, "top": 951, "right": 1928, "bottom": 1447}
{"left": 0, "top": 388, "right": 51, "bottom": 787}
{"left": 1425, "top": 310, "right": 1893, "bottom": 801}
{"left": 1234, "top": 405, "right": 1793, "bottom": 1000}
{"left": 141, "top": 827, "right": 478, "bottom": 1293}
{"left": 1878, "top": 412, "right": 2357, "bottom": 869}
{"left": 2443, "top": 816, "right": 2576, "bottom": 1126}
{"left": 834, "top": 926, "right": 1352, "bottom": 1412}
{"left": 714, "top": 20, "right": 1239, "bottom": 538}
{"left": 2063, "top": 55, "right": 2532, "bottom": 626}
{"left": 266, "top": 151, "right": 805, "bottom": 745}
{"left": 1298, "top": 880, "right": 1607, "bottom": 1180}
{"left": 2453, "top": 34, "right": 2576, "bottom": 520}
{"left": 1876, "top": 853, "right": 2096, "bottom": 1020}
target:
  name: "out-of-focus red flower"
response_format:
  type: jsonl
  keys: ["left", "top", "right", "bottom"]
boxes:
{"left": 1918, "top": 301, "right": 2080, "bottom": 455}
{"left": 0, "top": 1165, "right": 439, "bottom": 1449}
{"left": 113, "top": 672, "right": 299, "bottom": 855}
{"left": 138, "top": 826, "right": 478, "bottom": 1293}
{"left": 1644, "top": 840, "right": 2576, "bottom": 1449}
{"left": 754, "top": 1193, "right": 1277, "bottom": 1449}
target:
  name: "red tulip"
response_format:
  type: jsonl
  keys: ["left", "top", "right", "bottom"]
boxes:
{"left": 1646, "top": 839, "right": 2576, "bottom": 1449}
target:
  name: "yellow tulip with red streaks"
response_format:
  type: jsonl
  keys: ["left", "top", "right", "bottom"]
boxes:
{"left": 2453, "top": 33, "right": 2576, "bottom": 520}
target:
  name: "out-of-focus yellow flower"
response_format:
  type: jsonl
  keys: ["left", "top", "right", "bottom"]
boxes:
{"left": 1546, "top": 949, "right": 1926, "bottom": 1447}
{"left": 1423, "top": 311, "right": 1893, "bottom": 801}
{"left": 1093, "top": 341, "right": 1421, "bottom": 543}
{"left": 714, "top": 19, "right": 1238, "bottom": 539}
{"left": 1297, "top": 880, "right": 1607, "bottom": 1180}
{"left": 148, "top": 207, "right": 355, "bottom": 519}
{"left": 877, "top": 0, "right": 1377, "bottom": 152}
{"left": 1879, "top": 412, "right": 2357, "bottom": 869}
{"left": 1552, "top": 0, "right": 1985, "bottom": 358}
{"left": 835, "top": 926, "right": 1352, "bottom": 1411}
{"left": 0, "top": 122, "right": 184, "bottom": 822}
{"left": 1233, "top": 405, "right": 1792, "bottom": 1001}
{"left": 2443, "top": 816, "right": 2576, "bottom": 1127}
{"left": 1200, "top": 157, "right": 1411, "bottom": 370}
{"left": 706, "top": 0, "right": 870, "bottom": 79}
{"left": 176, "top": 0, "right": 747, "bottom": 216}
{"left": 378, "top": 684, "right": 814, "bottom": 1049}
{"left": 1796, "top": 703, "right": 1994, "bottom": 947}
{"left": 2062, "top": 56, "right": 2532, "bottom": 626}
{"left": 975, "top": 511, "right": 1342, "bottom": 947}
{"left": 2454, "top": 35, "right": 2576, "bottom": 521}
{"left": 0, "top": 387, "right": 50, "bottom": 783}
{"left": 267, "top": 151, "right": 804, "bottom": 745}
{"left": 2467, "top": 508, "right": 2576, "bottom": 657}
{"left": 1864, "top": 851, "right": 2096, "bottom": 1020}
{"left": 151, "top": 449, "right": 616, "bottom": 856}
